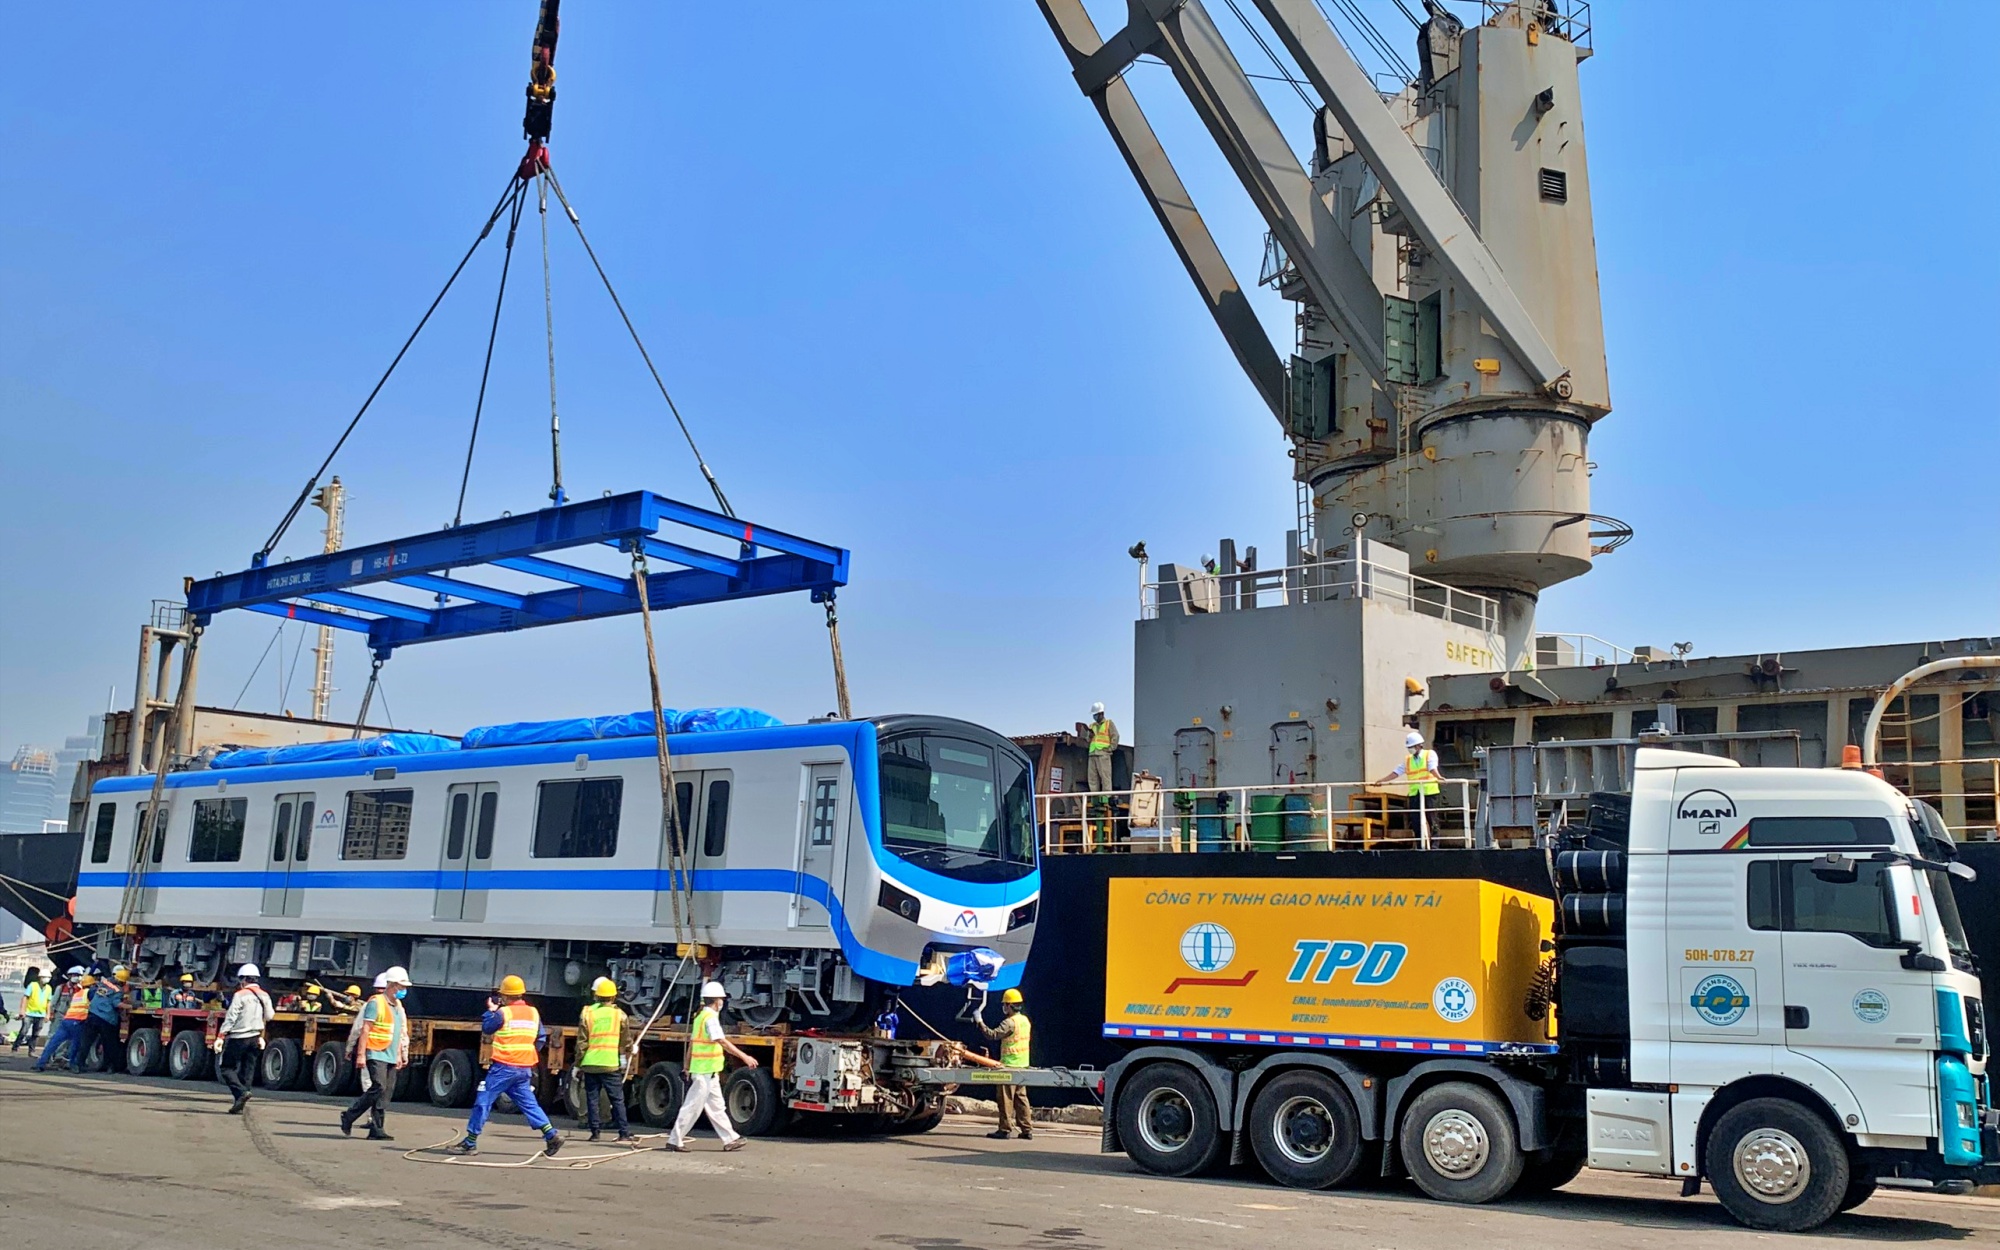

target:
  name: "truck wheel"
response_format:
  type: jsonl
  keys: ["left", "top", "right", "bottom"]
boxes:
{"left": 562, "top": 1067, "right": 589, "bottom": 1123}
{"left": 127, "top": 1028, "right": 168, "bottom": 1077}
{"left": 1117, "top": 1063, "right": 1223, "bottom": 1178}
{"left": 1839, "top": 1174, "right": 1877, "bottom": 1212}
{"left": 390, "top": 1063, "right": 418, "bottom": 1101}
{"left": 311, "top": 1041, "right": 359, "bottom": 1096}
{"left": 725, "top": 1066, "right": 783, "bottom": 1137}
{"left": 1705, "top": 1098, "right": 1848, "bottom": 1233}
{"left": 167, "top": 1030, "right": 212, "bottom": 1080}
{"left": 1248, "top": 1070, "right": 1364, "bottom": 1189}
{"left": 260, "top": 1038, "right": 306, "bottom": 1090}
{"left": 636, "top": 1062, "right": 686, "bottom": 1127}
{"left": 82, "top": 1034, "right": 113, "bottom": 1073}
{"left": 1398, "top": 1082, "right": 1524, "bottom": 1204}
{"left": 428, "top": 1048, "right": 476, "bottom": 1108}
{"left": 1513, "top": 1148, "right": 1587, "bottom": 1195}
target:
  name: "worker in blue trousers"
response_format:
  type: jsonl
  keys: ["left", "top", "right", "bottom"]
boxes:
{"left": 34, "top": 968, "right": 91, "bottom": 1072}
{"left": 451, "top": 975, "right": 564, "bottom": 1157}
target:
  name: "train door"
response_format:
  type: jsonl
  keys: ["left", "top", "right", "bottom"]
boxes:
{"left": 262, "top": 792, "right": 313, "bottom": 918}
{"left": 792, "top": 764, "right": 842, "bottom": 929}
{"left": 691, "top": 772, "right": 732, "bottom": 928}
{"left": 655, "top": 771, "right": 727, "bottom": 930}
{"left": 434, "top": 783, "right": 499, "bottom": 921}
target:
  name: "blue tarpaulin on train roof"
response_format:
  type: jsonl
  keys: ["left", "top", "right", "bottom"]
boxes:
{"left": 459, "top": 707, "right": 784, "bottom": 750}
{"left": 209, "top": 733, "right": 461, "bottom": 770}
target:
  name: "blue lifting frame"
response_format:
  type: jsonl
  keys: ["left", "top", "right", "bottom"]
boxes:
{"left": 185, "top": 490, "right": 849, "bottom": 658}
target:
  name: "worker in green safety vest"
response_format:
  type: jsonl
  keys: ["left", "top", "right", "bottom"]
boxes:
{"left": 664, "top": 980, "right": 759, "bottom": 1153}
{"left": 1375, "top": 729, "right": 1443, "bottom": 844}
{"left": 978, "top": 988, "right": 1034, "bottom": 1140}
{"left": 577, "top": 977, "right": 637, "bottom": 1145}
{"left": 1085, "top": 703, "right": 1120, "bottom": 847}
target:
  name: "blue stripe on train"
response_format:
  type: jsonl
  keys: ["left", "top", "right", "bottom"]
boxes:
{"left": 75, "top": 866, "right": 929, "bottom": 983}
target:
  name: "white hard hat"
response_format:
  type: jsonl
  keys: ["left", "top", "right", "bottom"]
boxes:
{"left": 237, "top": 963, "right": 261, "bottom": 978}
{"left": 1405, "top": 730, "right": 1425, "bottom": 748}
{"left": 382, "top": 965, "right": 411, "bottom": 985}
{"left": 372, "top": 973, "right": 389, "bottom": 989}
{"left": 700, "top": 980, "right": 726, "bottom": 1000}
{"left": 1091, "top": 702, "right": 1106, "bottom": 715}
{"left": 66, "top": 965, "right": 85, "bottom": 976}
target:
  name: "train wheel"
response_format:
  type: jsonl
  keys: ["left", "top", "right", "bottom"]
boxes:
{"left": 127, "top": 1027, "right": 168, "bottom": 1077}
{"left": 1248, "top": 1070, "right": 1365, "bottom": 1189}
{"left": 1117, "top": 1063, "right": 1223, "bottom": 1177}
{"left": 428, "top": 1049, "right": 477, "bottom": 1108}
{"left": 167, "top": 1030, "right": 212, "bottom": 1081}
{"left": 636, "top": 1062, "right": 686, "bottom": 1128}
{"left": 724, "top": 1066, "right": 783, "bottom": 1137}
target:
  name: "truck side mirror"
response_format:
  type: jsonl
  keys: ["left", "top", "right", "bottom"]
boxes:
{"left": 1887, "top": 864, "right": 1927, "bottom": 948}
{"left": 1949, "top": 861, "right": 1978, "bottom": 882}
{"left": 1809, "top": 853, "right": 1858, "bottom": 884}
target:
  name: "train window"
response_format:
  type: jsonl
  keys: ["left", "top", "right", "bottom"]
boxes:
{"left": 810, "top": 778, "right": 839, "bottom": 846}
{"left": 475, "top": 791, "right": 498, "bottom": 860}
{"left": 89, "top": 803, "right": 116, "bottom": 864}
{"left": 272, "top": 801, "right": 295, "bottom": 863}
{"left": 294, "top": 796, "right": 314, "bottom": 862}
{"left": 533, "top": 777, "right": 622, "bottom": 858}
{"left": 189, "top": 798, "right": 248, "bottom": 863}
{"left": 672, "top": 781, "right": 694, "bottom": 857}
{"left": 445, "top": 792, "right": 470, "bottom": 860}
{"left": 703, "top": 780, "right": 731, "bottom": 858}
{"left": 879, "top": 731, "right": 1035, "bottom": 882}
{"left": 136, "top": 803, "right": 167, "bottom": 864}
{"left": 342, "top": 788, "right": 414, "bottom": 861}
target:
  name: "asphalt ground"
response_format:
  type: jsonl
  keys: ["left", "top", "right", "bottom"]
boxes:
{"left": 4, "top": 1053, "right": 1998, "bottom": 1248}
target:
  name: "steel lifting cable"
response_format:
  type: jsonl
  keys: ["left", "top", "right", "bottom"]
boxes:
{"left": 540, "top": 168, "right": 734, "bottom": 519}
{"left": 260, "top": 176, "right": 523, "bottom": 561}
{"left": 453, "top": 180, "right": 532, "bottom": 528}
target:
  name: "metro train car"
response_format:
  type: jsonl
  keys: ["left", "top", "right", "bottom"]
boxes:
{"left": 73, "top": 713, "right": 1039, "bottom": 1023}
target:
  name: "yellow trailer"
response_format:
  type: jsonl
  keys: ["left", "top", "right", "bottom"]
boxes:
{"left": 1103, "top": 877, "right": 1554, "bottom": 1055}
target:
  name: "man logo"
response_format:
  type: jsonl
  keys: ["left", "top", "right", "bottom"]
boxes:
{"left": 1179, "top": 923, "right": 1235, "bottom": 973}
{"left": 953, "top": 909, "right": 979, "bottom": 931}
{"left": 1676, "top": 789, "right": 1736, "bottom": 837}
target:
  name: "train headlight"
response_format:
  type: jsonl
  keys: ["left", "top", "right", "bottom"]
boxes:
{"left": 878, "top": 881, "right": 920, "bottom": 920}
{"left": 1007, "top": 900, "right": 1038, "bottom": 931}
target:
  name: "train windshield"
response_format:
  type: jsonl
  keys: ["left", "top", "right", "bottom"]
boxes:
{"left": 879, "top": 731, "right": 1035, "bottom": 883}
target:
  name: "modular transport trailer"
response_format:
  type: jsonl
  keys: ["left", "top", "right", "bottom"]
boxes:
{"left": 1095, "top": 747, "right": 2000, "bottom": 1232}
{"left": 69, "top": 992, "right": 990, "bottom": 1134}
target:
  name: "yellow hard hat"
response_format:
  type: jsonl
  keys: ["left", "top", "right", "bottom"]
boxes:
{"left": 305, "top": 984, "right": 322, "bottom": 995}
{"left": 1001, "top": 988, "right": 1024, "bottom": 1005}
{"left": 79, "top": 974, "right": 98, "bottom": 988}
{"left": 590, "top": 976, "right": 618, "bottom": 999}
{"left": 499, "top": 974, "right": 527, "bottom": 997}
{"left": 345, "top": 985, "right": 361, "bottom": 997}
{"left": 113, "top": 966, "right": 131, "bottom": 982}
{"left": 179, "top": 973, "right": 194, "bottom": 984}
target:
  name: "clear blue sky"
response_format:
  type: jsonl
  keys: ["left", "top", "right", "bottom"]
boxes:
{"left": 3, "top": 3, "right": 1996, "bottom": 757}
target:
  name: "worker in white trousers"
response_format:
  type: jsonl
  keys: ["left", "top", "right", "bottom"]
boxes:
{"left": 663, "top": 981, "right": 759, "bottom": 1152}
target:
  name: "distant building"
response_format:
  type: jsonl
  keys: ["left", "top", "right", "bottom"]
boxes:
{"left": 49, "top": 715, "right": 103, "bottom": 825}
{"left": 0, "top": 747, "right": 56, "bottom": 834}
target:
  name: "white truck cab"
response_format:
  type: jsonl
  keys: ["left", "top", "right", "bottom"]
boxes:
{"left": 1596, "top": 747, "right": 1991, "bottom": 1228}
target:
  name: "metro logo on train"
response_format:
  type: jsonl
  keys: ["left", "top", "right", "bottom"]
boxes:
{"left": 1103, "top": 878, "right": 1554, "bottom": 1053}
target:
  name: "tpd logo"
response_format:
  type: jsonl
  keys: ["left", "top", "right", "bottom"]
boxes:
{"left": 1676, "top": 789, "right": 1737, "bottom": 837}
{"left": 1691, "top": 973, "right": 1750, "bottom": 1027}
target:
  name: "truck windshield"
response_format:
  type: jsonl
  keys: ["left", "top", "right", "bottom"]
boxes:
{"left": 1913, "top": 801, "right": 1977, "bottom": 970}
{"left": 879, "top": 732, "right": 1035, "bottom": 883}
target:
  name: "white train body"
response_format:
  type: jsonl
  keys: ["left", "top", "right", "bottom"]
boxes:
{"left": 75, "top": 715, "right": 1037, "bottom": 1013}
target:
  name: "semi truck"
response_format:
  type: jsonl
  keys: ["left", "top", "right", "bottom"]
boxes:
{"left": 1095, "top": 747, "right": 1995, "bottom": 1232}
